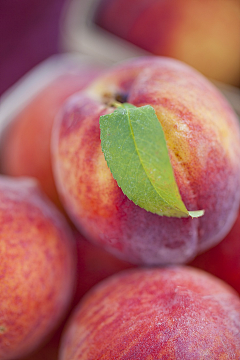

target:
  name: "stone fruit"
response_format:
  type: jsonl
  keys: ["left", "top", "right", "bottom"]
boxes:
{"left": 94, "top": 0, "right": 240, "bottom": 86}
{"left": 0, "top": 176, "right": 76, "bottom": 360}
{"left": 59, "top": 266, "right": 240, "bottom": 359}
{"left": 52, "top": 56, "right": 240, "bottom": 265}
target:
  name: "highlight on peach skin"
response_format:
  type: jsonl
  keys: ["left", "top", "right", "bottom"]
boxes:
{"left": 59, "top": 266, "right": 240, "bottom": 360}
{"left": 52, "top": 56, "right": 240, "bottom": 266}
{"left": 0, "top": 176, "right": 76, "bottom": 360}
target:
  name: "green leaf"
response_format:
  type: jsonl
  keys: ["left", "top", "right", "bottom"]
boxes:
{"left": 100, "top": 103, "right": 204, "bottom": 218}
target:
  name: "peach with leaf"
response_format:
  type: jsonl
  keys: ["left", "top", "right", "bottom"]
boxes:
{"left": 52, "top": 56, "right": 240, "bottom": 265}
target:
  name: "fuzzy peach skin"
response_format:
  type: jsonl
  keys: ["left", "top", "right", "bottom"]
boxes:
{"left": 94, "top": 0, "right": 240, "bottom": 86}
{"left": 0, "top": 64, "right": 101, "bottom": 209}
{"left": 189, "top": 210, "right": 240, "bottom": 295}
{"left": 60, "top": 266, "right": 240, "bottom": 360}
{"left": 0, "top": 176, "right": 77, "bottom": 360}
{"left": 52, "top": 56, "right": 240, "bottom": 266}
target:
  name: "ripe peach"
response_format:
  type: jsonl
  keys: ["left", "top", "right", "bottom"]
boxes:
{"left": 0, "top": 60, "right": 102, "bottom": 208}
{"left": 189, "top": 210, "right": 240, "bottom": 295}
{"left": 52, "top": 56, "right": 240, "bottom": 265}
{"left": 60, "top": 266, "right": 240, "bottom": 359}
{"left": 0, "top": 176, "right": 76, "bottom": 360}
{"left": 94, "top": 0, "right": 240, "bottom": 86}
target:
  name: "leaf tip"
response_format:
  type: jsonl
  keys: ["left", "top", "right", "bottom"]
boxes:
{"left": 188, "top": 209, "right": 205, "bottom": 218}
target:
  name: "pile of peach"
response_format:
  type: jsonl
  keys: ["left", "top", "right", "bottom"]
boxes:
{"left": 0, "top": 55, "right": 240, "bottom": 360}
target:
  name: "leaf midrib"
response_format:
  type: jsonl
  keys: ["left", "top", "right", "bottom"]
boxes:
{"left": 126, "top": 107, "right": 174, "bottom": 210}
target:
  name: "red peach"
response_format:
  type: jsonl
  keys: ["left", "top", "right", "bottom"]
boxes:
{"left": 60, "top": 266, "right": 240, "bottom": 359}
{"left": 0, "top": 176, "right": 76, "bottom": 360}
{"left": 52, "top": 56, "right": 240, "bottom": 265}
{"left": 0, "top": 60, "right": 102, "bottom": 209}
{"left": 189, "top": 210, "right": 240, "bottom": 295}
{"left": 95, "top": 0, "right": 240, "bottom": 86}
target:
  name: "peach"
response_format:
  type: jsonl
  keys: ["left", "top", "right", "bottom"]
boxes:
{"left": 52, "top": 56, "right": 240, "bottom": 265}
{"left": 60, "top": 266, "right": 240, "bottom": 359}
{"left": 0, "top": 176, "right": 76, "bottom": 360}
{"left": 0, "top": 60, "right": 102, "bottom": 209}
{"left": 94, "top": 0, "right": 240, "bottom": 86}
{"left": 189, "top": 210, "right": 240, "bottom": 295}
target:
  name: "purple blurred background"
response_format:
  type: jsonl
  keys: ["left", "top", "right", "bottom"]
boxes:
{"left": 0, "top": 0, "right": 69, "bottom": 96}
